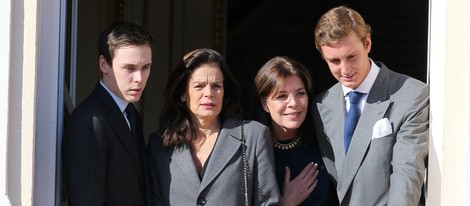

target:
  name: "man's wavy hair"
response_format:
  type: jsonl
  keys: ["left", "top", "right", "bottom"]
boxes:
{"left": 314, "top": 6, "right": 371, "bottom": 53}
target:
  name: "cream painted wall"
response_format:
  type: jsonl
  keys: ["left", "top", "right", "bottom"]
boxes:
{"left": 21, "top": 0, "right": 39, "bottom": 205}
{"left": 3, "top": 0, "right": 39, "bottom": 205}
{"left": 0, "top": 0, "right": 11, "bottom": 204}
{"left": 3, "top": 0, "right": 61, "bottom": 205}
{"left": 428, "top": 0, "right": 470, "bottom": 205}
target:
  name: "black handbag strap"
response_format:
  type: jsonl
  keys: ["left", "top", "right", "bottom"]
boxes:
{"left": 241, "top": 120, "right": 249, "bottom": 206}
{"left": 241, "top": 120, "right": 264, "bottom": 206}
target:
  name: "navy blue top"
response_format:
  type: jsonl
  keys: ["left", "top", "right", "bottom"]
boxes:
{"left": 274, "top": 138, "right": 337, "bottom": 206}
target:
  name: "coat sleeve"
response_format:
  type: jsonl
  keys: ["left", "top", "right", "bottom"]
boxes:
{"left": 62, "top": 114, "right": 109, "bottom": 205}
{"left": 146, "top": 133, "right": 167, "bottom": 205}
{"left": 249, "top": 122, "right": 282, "bottom": 206}
{"left": 388, "top": 85, "right": 429, "bottom": 205}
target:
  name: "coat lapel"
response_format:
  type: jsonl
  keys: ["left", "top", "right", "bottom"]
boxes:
{"left": 199, "top": 119, "right": 242, "bottom": 193}
{"left": 94, "top": 84, "right": 145, "bottom": 185}
{"left": 337, "top": 64, "right": 393, "bottom": 200}
{"left": 319, "top": 84, "right": 346, "bottom": 169}
{"left": 337, "top": 100, "right": 391, "bottom": 198}
{"left": 171, "top": 144, "right": 202, "bottom": 185}
{"left": 316, "top": 83, "right": 346, "bottom": 183}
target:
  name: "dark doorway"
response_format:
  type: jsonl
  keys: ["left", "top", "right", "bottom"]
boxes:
{"left": 226, "top": 0, "right": 429, "bottom": 112}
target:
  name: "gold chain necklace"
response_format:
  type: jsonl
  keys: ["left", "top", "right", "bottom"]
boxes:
{"left": 272, "top": 135, "right": 301, "bottom": 150}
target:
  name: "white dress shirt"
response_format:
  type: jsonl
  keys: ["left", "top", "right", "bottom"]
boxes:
{"left": 100, "top": 80, "right": 132, "bottom": 128}
{"left": 342, "top": 59, "right": 380, "bottom": 113}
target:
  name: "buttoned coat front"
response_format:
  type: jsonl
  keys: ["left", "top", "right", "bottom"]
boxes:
{"left": 147, "top": 118, "right": 281, "bottom": 206}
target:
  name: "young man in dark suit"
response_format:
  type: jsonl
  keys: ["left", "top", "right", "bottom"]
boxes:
{"left": 312, "top": 6, "right": 429, "bottom": 205}
{"left": 62, "top": 21, "right": 153, "bottom": 206}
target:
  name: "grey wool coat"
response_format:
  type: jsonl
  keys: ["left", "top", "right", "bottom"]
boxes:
{"left": 147, "top": 118, "right": 281, "bottom": 206}
{"left": 313, "top": 62, "right": 429, "bottom": 206}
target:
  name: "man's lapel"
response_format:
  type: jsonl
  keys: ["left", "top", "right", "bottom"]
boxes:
{"left": 337, "top": 64, "right": 393, "bottom": 200}
{"left": 337, "top": 100, "right": 391, "bottom": 199}
{"left": 317, "top": 84, "right": 347, "bottom": 178}
{"left": 94, "top": 84, "right": 144, "bottom": 183}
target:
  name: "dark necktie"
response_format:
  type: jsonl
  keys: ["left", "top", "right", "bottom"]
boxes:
{"left": 125, "top": 103, "right": 145, "bottom": 161}
{"left": 344, "top": 91, "right": 363, "bottom": 153}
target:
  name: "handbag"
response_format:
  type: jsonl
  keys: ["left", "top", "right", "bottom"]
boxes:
{"left": 241, "top": 120, "right": 263, "bottom": 206}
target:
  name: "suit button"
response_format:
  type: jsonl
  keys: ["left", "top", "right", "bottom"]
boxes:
{"left": 197, "top": 197, "right": 207, "bottom": 205}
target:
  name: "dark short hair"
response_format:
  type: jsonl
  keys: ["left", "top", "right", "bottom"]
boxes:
{"left": 159, "top": 48, "right": 242, "bottom": 147}
{"left": 255, "top": 56, "right": 313, "bottom": 101}
{"left": 253, "top": 56, "right": 315, "bottom": 143}
{"left": 98, "top": 21, "right": 153, "bottom": 66}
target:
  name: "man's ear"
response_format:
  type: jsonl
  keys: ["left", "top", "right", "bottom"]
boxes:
{"left": 99, "top": 55, "right": 110, "bottom": 73}
{"left": 317, "top": 48, "right": 325, "bottom": 60}
{"left": 364, "top": 33, "right": 372, "bottom": 53}
{"left": 261, "top": 99, "right": 269, "bottom": 113}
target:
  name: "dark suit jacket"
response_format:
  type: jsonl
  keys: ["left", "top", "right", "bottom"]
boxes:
{"left": 62, "top": 83, "right": 149, "bottom": 206}
{"left": 313, "top": 62, "right": 429, "bottom": 206}
{"left": 147, "top": 118, "right": 281, "bottom": 206}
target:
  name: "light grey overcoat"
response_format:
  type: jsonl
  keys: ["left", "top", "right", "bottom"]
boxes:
{"left": 147, "top": 118, "right": 281, "bottom": 206}
{"left": 313, "top": 62, "right": 429, "bottom": 206}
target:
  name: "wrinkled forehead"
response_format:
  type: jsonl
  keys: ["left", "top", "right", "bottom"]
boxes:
{"left": 189, "top": 64, "right": 224, "bottom": 82}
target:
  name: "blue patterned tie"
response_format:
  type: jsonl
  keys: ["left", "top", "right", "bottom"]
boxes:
{"left": 344, "top": 91, "right": 362, "bottom": 153}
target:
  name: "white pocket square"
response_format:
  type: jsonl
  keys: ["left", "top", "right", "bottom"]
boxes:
{"left": 372, "top": 118, "right": 393, "bottom": 139}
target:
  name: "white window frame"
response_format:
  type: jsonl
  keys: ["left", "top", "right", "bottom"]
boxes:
{"left": 33, "top": 0, "right": 65, "bottom": 205}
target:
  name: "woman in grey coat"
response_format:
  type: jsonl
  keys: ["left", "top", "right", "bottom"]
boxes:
{"left": 147, "top": 48, "right": 281, "bottom": 206}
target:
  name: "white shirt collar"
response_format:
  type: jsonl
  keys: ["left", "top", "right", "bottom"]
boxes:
{"left": 342, "top": 59, "right": 380, "bottom": 97}
{"left": 100, "top": 80, "right": 129, "bottom": 114}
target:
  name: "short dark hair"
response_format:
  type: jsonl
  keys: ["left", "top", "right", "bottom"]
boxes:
{"left": 159, "top": 48, "right": 242, "bottom": 147}
{"left": 98, "top": 21, "right": 153, "bottom": 66}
